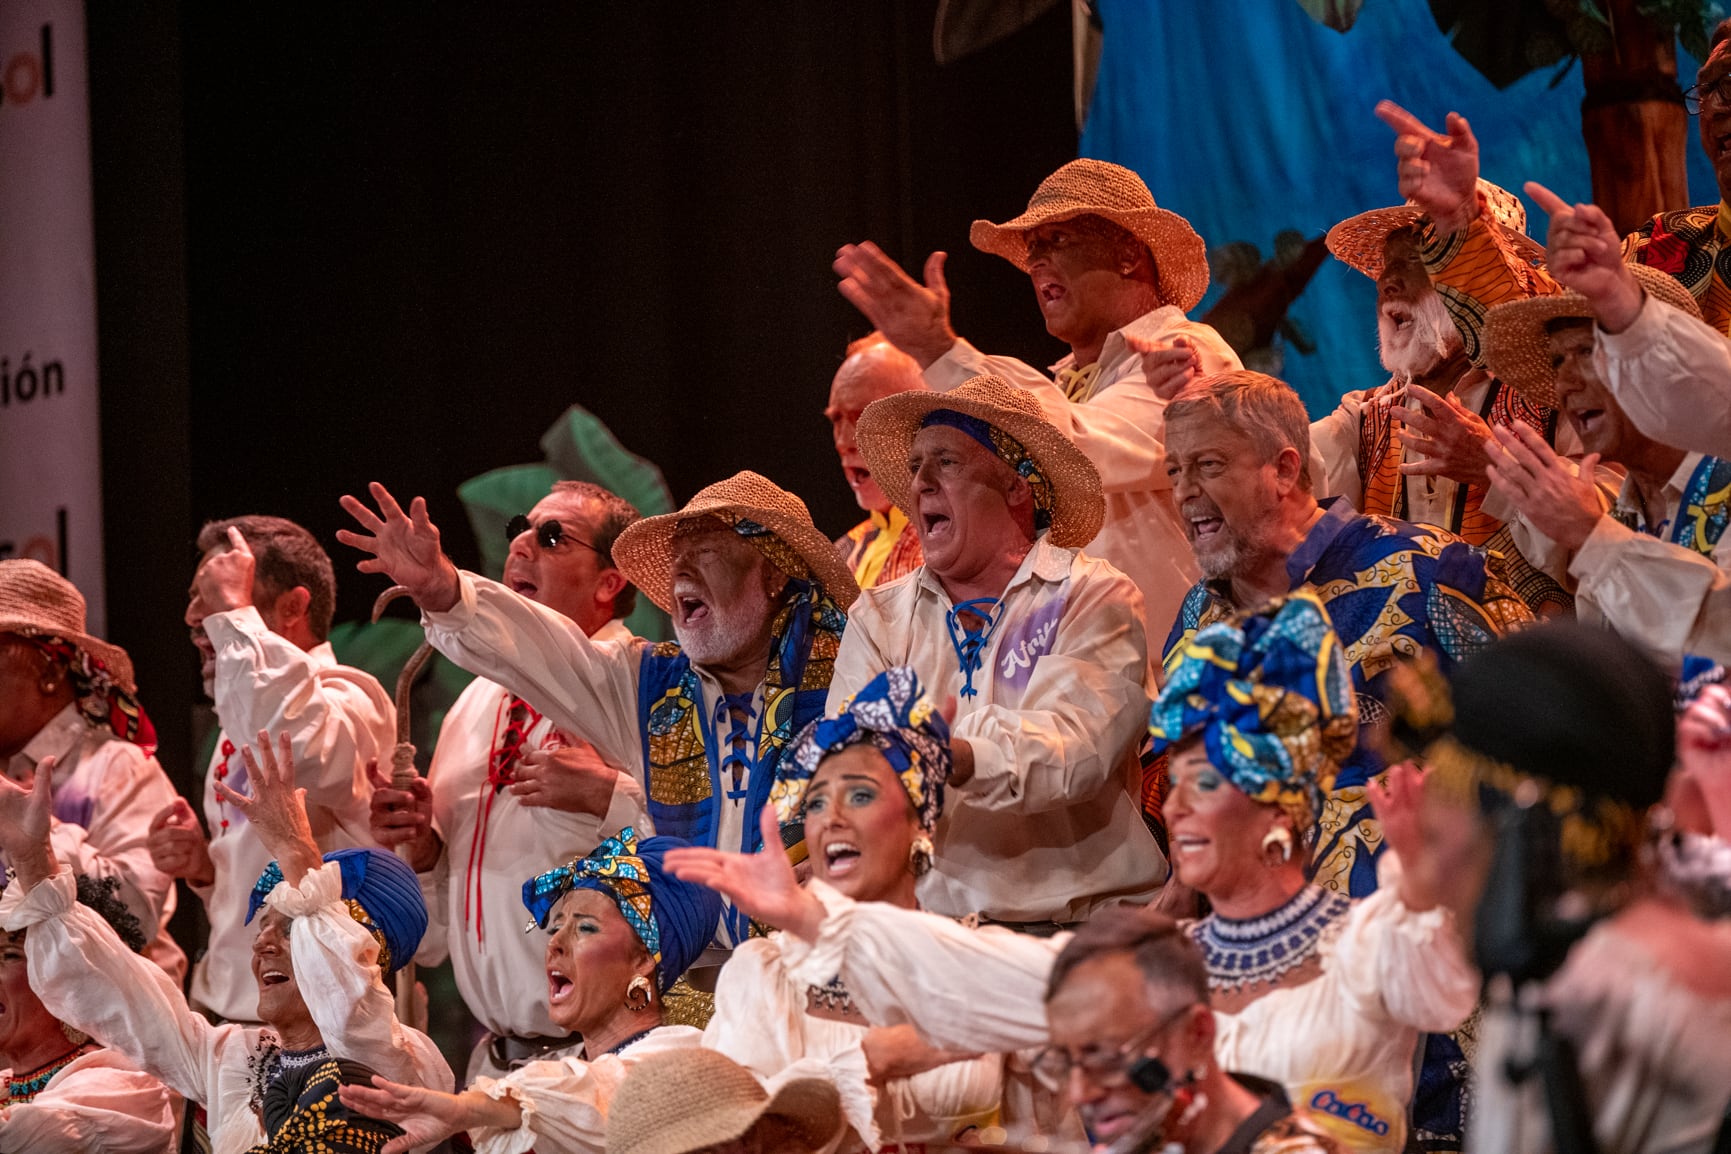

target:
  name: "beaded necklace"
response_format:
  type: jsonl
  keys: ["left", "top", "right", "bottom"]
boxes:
{"left": 1191, "top": 885, "right": 1352, "bottom": 992}
{"left": 5, "top": 1040, "right": 99, "bottom": 1104}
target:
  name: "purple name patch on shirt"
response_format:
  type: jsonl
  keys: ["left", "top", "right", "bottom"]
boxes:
{"left": 53, "top": 782, "right": 97, "bottom": 832}
{"left": 994, "top": 595, "right": 1067, "bottom": 692}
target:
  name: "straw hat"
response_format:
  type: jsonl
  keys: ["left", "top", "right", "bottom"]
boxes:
{"left": 0, "top": 560, "right": 135, "bottom": 693}
{"left": 1481, "top": 264, "right": 1701, "bottom": 409}
{"left": 970, "top": 158, "right": 1212, "bottom": 313}
{"left": 854, "top": 374, "right": 1106, "bottom": 549}
{"left": 1326, "top": 179, "right": 1545, "bottom": 280}
{"left": 605, "top": 1047, "right": 845, "bottom": 1154}
{"left": 611, "top": 471, "right": 859, "bottom": 614}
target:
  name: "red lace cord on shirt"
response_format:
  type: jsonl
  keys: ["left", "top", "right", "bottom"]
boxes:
{"left": 215, "top": 739, "right": 237, "bottom": 832}
{"left": 462, "top": 695, "right": 541, "bottom": 946}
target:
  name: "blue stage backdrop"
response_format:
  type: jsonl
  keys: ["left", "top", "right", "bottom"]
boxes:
{"left": 1080, "top": 0, "right": 1719, "bottom": 415}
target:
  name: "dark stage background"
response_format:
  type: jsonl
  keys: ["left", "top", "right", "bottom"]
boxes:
{"left": 90, "top": 2, "right": 1079, "bottom": 789}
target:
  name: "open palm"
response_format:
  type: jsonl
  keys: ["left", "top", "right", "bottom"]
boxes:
{"left": 664, "top": 806, "right": 825, "bottom": 942}
{"left": 337, "top": 482, "right": 460, "bottom": 613}
{"left": 338, "top": 1077, "right": 467, "bottom": 1154}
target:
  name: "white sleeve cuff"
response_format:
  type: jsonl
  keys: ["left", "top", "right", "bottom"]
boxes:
{"left": 0, "top": 866, "right": 76, "bottom": 931}
{"left": 263, "top": 858, "right": 344, "bottom": 918}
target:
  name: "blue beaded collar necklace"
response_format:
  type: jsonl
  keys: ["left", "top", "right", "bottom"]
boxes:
{"left": 1191, "top": 885, "right": 1352, "bottom": 991}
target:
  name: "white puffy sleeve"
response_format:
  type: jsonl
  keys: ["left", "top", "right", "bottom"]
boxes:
{"left": 468, "top": 1026, "right": 703, "bottom": 1154}
{"left": 1326, "top": 855, "right": 1479, "bottom": 1032}
{"left": 265, "top": 861, "right": 454, "bottom": 1092}
{"left": 705, "top": 935, "right": 879, "bottom": 1147}
{"left": 0, "top": 865, "right": 238, "bottom": 1108}
{"left": 779, "top": 883, "right": 1061, "bottom": 1054}
{"left": 0, "top": 1049, "right": 179, "bottom": 1154}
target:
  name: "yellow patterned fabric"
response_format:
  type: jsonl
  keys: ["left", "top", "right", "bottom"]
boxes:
{"left": 840, "top": 508, "right": 924, "bottom": 589}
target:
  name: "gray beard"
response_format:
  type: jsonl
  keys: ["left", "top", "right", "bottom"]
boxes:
{"left": 1379, "top": 292, "right": 1463, "bottom": 379}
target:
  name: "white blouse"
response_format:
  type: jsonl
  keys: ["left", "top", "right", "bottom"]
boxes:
{"left": 781, "top": 874, "right": 1476, "bottom": 1154}
{"left": 0, "top": 861, "right": 454, "bottom": 1154}
{"left": 706, "top": 931, "right": 1004, "bottom": 1150}
{"left": 465, "top": 1025, "right": 701, "bottom": 1154}
{"left": 1471, "top": 920, "right": 1731, "bottom": 1154}
{"left": 0, "top": 1046, "right": 178, "bottom": 1153}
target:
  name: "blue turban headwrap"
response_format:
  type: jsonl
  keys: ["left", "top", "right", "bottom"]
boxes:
{"left": 521, "top": 828, "right": 721, "bottom": 993}
{"left": 246, "top": 847, "right": 427, "bottom": 976}
{"left": 1149, "top": 591, "right": 1357, "bottom": 828}
{"left": 774, "top": 666, "right": 951, "bottom": 834}
{"left": 921, "top": 410, "right": 1054, "bottom": 533}
{"left": 1676, "top": 655, "right": 1726, "bottom": 712}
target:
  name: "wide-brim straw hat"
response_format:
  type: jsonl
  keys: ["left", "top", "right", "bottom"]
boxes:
{"left": 605, "top": 1047, "right": 845, "bottom": 1154}
{"left": 0, "top": 559, "right": 135, "bottom": 693}
{"left": 855, "top": 374, "right": 1106, "bottom": 549}
{"left": 612, "top": 471, "right": 859, "bottom": 614}
{"left": 1326, "top": 179, "right": 1546, "bottom": 280}
{"left": 1481, "top": 263, "right": 1702, "bottom": 409}
{"left": 970, "top": 158, "right": 1212, "bottom": 314}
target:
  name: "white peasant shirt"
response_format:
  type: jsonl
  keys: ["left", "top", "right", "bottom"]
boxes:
{"left": 0, "top": 861, "right": 453, "bottom": 1154}
{"left": 706, "top": 931, "right": 1004, "bottom": 1151}
{"left": 0, "top": 1046, "right": 178, "bottom": 1153}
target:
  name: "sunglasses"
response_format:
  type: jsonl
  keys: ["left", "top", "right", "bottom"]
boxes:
{"left": 506, "top": 515, "right": 600, "bottom": 555}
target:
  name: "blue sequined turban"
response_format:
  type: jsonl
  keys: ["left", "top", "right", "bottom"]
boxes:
{"left": 247, "top": 848, "right": 428, "bottom": 976}
{"left": 774, "top": 665, "right": 951, "bottom": 833}
{"left": 1149, "top": 591, "right": 1357, "bottom": 827}
{"left": 521, "top": 828, "right": 722, "bottom": 993}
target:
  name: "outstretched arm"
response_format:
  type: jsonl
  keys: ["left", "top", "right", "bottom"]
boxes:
{"left": 337, "top": 1077, "right": 521, "bottom": 1154}
{"left": 337, "top": 482, "right": 463, "bottom": 613}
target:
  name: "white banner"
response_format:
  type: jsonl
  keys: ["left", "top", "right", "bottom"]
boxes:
{"left": 0, "top": 2, "right": 103, "bottom": 630}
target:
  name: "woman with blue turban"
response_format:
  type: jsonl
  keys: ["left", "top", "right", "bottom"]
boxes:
{"left": 676, "top": 666, "right": 1039, "bottom": 1150}
{"left": 1150, "top": 591, "right": 1475, "bottom": 1154}
{"left": 0, "top": 730, "right": 452, "bottom": 1154}
{"left": 338, "top": 825, "right": 723, "bottom": 1153}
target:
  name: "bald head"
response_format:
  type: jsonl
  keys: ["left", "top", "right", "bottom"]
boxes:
{"left": 827, "top": 334, "right": 928, "bottom": 513}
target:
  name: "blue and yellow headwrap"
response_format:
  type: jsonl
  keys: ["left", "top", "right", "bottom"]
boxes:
{"left": 521, "top": 828, "right": 722, "bottom": 993}
{"left": 1149, "top": 591, "right": 1357, "bottom": 829}
{"left": 773, "top": 665, "right": 951, "bottom": 833}
{"left": 246, "top": 848, "right": 427, "bottom": 976}
{"left": 921, "top": 409, "right": 1054, "bottom": 533}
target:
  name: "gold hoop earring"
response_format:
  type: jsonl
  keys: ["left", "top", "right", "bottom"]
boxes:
{"left": 61, "top": 1021, "right": 89, "bottom": 1046}
{"left": 1260, "top": 826, "right": 1294, "bottom": 866}
{"left": 624, "top": 974, "right": 653, "bottom": 1012}
{"left": 909, "top": 835, "right": 935, "bottom": 878}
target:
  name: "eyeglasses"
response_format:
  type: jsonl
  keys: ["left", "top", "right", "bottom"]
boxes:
{"left": 1684, "top": 74, "right": 1731, "bottom": 114}
{"left": 506, "top": 515, "right": 600, "bottom": 555}
{"left": 1031, "top": 1004, "right": 1190, "bottom": 1087}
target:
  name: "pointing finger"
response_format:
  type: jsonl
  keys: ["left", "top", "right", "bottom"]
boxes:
{"left": 1374, "top": 99, "right": 1435, "bottom": 140}
{"left": 1524, "top": 181, "right": 1570, "bottom": 218}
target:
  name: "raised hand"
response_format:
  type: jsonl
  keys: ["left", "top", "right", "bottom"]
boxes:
{"left": 1484, "top": 423, "right": 1605, "bottom": 550}
{"left": 148, "top": 798, "right": 216, "bottom": 886}
{"left": 832, "top": 243, "right": 958, "bottom": 369}
{"left": 1366, "top": 761, "right": 1441, "bottom": 912}
{"left": 1525, "top": 181, "right": 1644, "bottom": 332}
{"left": 1677, "top": 683, "right": 1731, "bottom": 836}
{"left": 0, "top": 757, "right": 58, "bottom": 890}
{"left": 366, "top": 761, "right": 440, "bottom": 872}
{"left": 337, "top": 483, "right": 462, "bottom": 613}
{"left": 1393, "top": 385, "right": 1494, "bottom": 484}
{"left": 336, "top": 1077, "right": 516, "bottom": 1154}
{"left": 1126, "top": 334, "right": 1202, "bottom": 401}
{"left": 665, "top": 805, "right": 825, "bottom": 943}
{"left": 192, "top": 526, "right": 257, "bottom": 615}
{"left": 511, "top": 744, "right": 619, "bottom": 815}
{"left": 1376, "top": 101, "right": 1479, "bottom": 233}
{"left": 215, "top": 731, "right": 321, "bottom": 884}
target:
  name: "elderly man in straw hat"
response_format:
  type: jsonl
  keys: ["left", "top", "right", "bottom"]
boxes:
{"left": 0, "top": 559, "right": 185, "bottom": 980}
{"left": 833, "top": 158, "right": 1242, "bottom": 635}
{"left": 1161, "top": 370, "right": 1531, "bottom": 898}
{"left": 827, "top": 332, "right": 929, "bottom": 590}
{"left": 152, "top": 515, "right": 395, "bottom": 1028}
{"left": 838, "top": 374, "right": 1163, "bottom": 929}
{"left": 365, "top": 480, "right": 651, "bottom": 1083}
{"left": 1479, "top": 263, "right": 1731, "bottom": 668}
{"left": 1309, "top": 162, "right": 1578, "bottom": 616}
{"left": 339, "top": 475, "right": 856, "bottom": 958}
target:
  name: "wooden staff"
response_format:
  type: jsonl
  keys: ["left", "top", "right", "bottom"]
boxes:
{"left": 372, "top": 585, "right": 436, "bottom": 1032}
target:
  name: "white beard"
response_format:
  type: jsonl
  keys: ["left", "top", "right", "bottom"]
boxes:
{"left": 1378, "top": 290, "right": 1463, "bottom": 379}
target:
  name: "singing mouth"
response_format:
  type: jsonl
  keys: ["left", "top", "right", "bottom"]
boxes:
{"left": 822, "top": 840, "right": 862, "bottom": 877}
